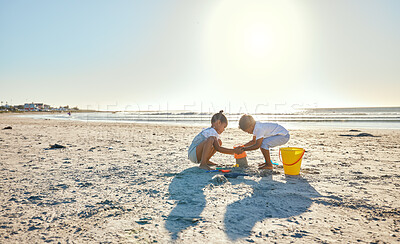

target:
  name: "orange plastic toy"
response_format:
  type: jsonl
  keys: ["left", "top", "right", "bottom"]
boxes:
{"left": 234, "top": 145, "right": 247, "bottom": 159}
{"left": 234, "top": 150, "right": 247, "bottom": 159}
{"left": 234, "top": 145, "right": 248, "bottom": 167}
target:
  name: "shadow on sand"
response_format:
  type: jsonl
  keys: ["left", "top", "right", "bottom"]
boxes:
{"left": 165, "top": 167, "right": 211, "bottom": 240}
{"left": 165, "top": 167, "right": 322, "bottom": 241}
{"left": 224, "top": 173, "right": 321, "bottom": 240}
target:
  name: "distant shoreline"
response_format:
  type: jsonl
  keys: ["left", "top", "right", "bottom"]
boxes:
{"left": 2, "top": 106, "right": 399, "bottom": 115}
{"left": 11, "top": 109, "right": 400, "bottom": 130}
{"left": 0, "top": 110, "right": 99, "bottom": 114}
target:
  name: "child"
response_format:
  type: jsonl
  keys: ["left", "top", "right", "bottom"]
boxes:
{"left": 188, "top": 110, "right": 243, "bottom": 170}
{"left": 238, "top": 114, "right": 290, "bottom": 169}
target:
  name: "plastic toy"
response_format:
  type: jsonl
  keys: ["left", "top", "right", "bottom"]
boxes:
{"left": 234, "top": 145, "right": 248, "bottom": 167}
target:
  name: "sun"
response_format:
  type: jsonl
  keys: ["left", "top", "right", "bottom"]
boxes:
{"left": 203, "top": 1, "right": 311, "bottom": 88}
{"left": 244, "top": 22, "right": 273, "bottom": 58}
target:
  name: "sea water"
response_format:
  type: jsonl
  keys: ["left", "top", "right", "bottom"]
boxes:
{"left": 18, "top": 107, "right": 400, "bottom": 130}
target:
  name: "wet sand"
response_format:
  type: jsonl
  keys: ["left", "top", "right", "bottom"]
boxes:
{"left": 0, "top": 114, "right": 399, "bottom": 243}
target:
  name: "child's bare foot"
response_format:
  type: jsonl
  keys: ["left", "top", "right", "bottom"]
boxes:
{"left": 259, "top": 165, "right": 273, "bottom": 170}
{"left": 207, "top": 161, "right": 218, "bottom": 166}
{"left": 199, "top": 163, "right": 211, "bottom": 170}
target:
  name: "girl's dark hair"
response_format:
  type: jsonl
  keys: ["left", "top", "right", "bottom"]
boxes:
{"left": 211, "top": 110, "right": 228, "bottom": 125}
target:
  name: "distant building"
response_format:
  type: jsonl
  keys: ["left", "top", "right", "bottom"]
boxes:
{"left": 24, "top": 103, "right": 50, "bottom": 111}
{"left": 24, "top": 103, "right": 36, "bottom": 111}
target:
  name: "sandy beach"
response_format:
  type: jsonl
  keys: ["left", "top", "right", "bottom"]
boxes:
{"left": 0, "top": 114, "right": 399, "bottom": 243}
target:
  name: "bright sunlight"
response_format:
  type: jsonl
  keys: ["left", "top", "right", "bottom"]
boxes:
{"left": 204, "top": 0, "right": 311, "bottom": 90}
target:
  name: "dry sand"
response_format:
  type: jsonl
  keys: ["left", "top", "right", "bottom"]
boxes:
{"left": 0, "top": 114, "right": 399, "bottom": 243}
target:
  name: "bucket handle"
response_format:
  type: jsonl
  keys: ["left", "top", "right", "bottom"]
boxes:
{"left": 279, "top": 148, "right": 305, "bottom": 166}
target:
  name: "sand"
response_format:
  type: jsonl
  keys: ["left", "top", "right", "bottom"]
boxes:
{"left": 0, "top": 114, "right": 399, "bottom": 243}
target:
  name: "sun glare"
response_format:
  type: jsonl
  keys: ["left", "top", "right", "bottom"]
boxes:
{"left": 204, "top": 1, "right": 310, "bottom": 90}
{"left": 245, "top": 23, "right": 272, "bottom": 57}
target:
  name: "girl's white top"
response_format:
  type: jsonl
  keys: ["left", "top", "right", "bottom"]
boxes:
{"left": 253, "top": 122, "right": 289, "bottom": 140}
{"left": 201, "top": 127, "right": 220, "bottom": 140}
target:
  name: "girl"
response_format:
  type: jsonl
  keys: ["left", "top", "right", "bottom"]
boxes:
{"left": 188, "top": 110, "right": 243, "bottom": 170}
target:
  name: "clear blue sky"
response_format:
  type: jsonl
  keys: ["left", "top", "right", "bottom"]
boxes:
{"left": 1, "top": 0, "right": 399, "bottom": 112}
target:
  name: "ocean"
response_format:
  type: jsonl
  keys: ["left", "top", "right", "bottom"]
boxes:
{"left": 19, "top": 107, "right": 400, "bottom": 130}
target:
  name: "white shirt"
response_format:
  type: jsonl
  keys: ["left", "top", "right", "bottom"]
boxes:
{"left": 253, "top": 122, "right": 289, "bottom": 140}
{"left": 201, "top": 127, "right": 220, "bottom": 140}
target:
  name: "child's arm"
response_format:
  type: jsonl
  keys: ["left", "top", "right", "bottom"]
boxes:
{"left": 212, "top": 138, "right": 243, "bottom": 155}
{"left": 242, "top": 138, "right": 263, "bottom": 151}
{"left": 243, "top": 136, "right": 256, "bottom": 147}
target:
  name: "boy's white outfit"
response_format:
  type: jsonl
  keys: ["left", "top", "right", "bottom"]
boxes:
{"left": 253, "top": 122, "right": 290, "bottom": 150}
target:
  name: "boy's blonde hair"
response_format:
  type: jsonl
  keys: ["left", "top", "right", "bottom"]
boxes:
{"left": 239, "top": 114, "right": 255, "bottom": 131}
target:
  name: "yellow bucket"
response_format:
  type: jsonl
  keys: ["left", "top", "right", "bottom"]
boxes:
{"left": 279, "top": 147, "right": 305, "bottom": 175}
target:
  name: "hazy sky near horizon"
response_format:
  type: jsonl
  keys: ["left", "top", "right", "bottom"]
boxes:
{"left": 0, "top": 0, "right": 399, "bottom": 112}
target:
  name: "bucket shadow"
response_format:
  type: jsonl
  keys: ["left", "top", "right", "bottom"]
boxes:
{"left": 224, "top": 174, "right": 321, "bottom": 241}
{"left": 165, "top": 167, "right": 210, "bottom": 240}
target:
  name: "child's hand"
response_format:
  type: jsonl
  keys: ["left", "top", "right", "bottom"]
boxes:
{"left": 233, "top": 147, "right": 244, "bottom": 154}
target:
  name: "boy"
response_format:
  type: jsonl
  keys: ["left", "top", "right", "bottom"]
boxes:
{"left": 238, "top": 114, "right": 290, "bottom": 169}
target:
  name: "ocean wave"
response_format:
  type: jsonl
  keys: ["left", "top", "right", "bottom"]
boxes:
{"left": 18, "top": 109, "right": 400, "bottom": 129}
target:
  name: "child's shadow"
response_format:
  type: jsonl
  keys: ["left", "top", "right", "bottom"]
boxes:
{"left": 165, "top": 167, "right": 210, "bottom": 240}
{"left": 165, "top": 167, "right": 322, "bottom": 241}
{"left": 224, "top": 174, "right": 321, "bottom": 241}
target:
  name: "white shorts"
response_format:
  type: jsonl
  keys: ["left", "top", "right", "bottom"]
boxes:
{"left": 261, "top": 134, "right": 290, "bottom": 150}
{"left": 188, "top": 147, "right": 198, "bottom": 163}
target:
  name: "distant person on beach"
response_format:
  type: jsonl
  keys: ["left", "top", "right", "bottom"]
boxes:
{"left": 237, "top": 114, "right": 290, "bottom": 169}
{"left": 188, "top": 110, "right": 243, "bottom": 170}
